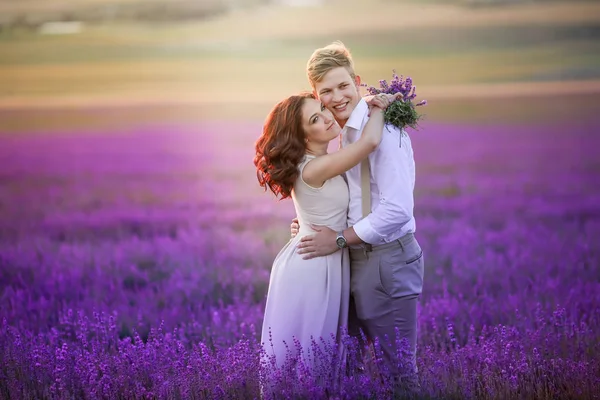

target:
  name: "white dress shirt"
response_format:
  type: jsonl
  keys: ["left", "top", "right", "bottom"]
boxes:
{"left": 341, "top": 98, "right": 416, "bottom": 246}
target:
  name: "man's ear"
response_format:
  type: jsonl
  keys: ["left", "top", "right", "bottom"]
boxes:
{"left": 354, "top": 75, "right": 362, "bottom": 87}
{"left": 312, "top": 89, "right": 318, "bottom": 99}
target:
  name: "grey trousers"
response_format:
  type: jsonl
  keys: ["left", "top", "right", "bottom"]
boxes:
{"left": 348, "top": 233, "right": 424, "bottom": 382}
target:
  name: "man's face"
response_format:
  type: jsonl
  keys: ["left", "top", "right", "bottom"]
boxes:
{"left": 314, "top": 67, "right": 361, "bottom": 127}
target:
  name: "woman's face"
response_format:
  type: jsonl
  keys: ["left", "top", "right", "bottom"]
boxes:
{"left": 301, "top": 98, "right": 341, "bottom": 145}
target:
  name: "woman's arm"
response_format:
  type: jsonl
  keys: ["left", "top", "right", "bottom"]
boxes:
{"left": 302, "top": 95, "right": 387, "bottom": 187}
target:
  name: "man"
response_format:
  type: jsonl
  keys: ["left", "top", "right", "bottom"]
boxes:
{"left": 294, "top": 41, "right": 425, "bottom": 389}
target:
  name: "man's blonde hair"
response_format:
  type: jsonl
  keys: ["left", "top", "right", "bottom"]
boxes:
{"left": 306, "top": 41, "right": 356, "bottom": 89}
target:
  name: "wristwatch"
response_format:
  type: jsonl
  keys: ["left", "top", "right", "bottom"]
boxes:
{"left": 336, "top": 231, "right": 348, "bottom": 249}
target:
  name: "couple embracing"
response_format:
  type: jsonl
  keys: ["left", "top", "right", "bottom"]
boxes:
{"left": 254, "top": 41, "right": 425, "bottom": 393}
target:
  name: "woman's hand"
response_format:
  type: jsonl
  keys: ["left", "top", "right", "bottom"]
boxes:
{"left": 365, "top": 93, "right": 401, "bottom": 116}
{"left": 290, "top": 217, "right": 299, "bottom": 238}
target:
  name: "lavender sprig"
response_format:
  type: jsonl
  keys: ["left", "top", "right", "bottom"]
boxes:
{"left": 362, "top": 69, "right": 427, "bottom": 130}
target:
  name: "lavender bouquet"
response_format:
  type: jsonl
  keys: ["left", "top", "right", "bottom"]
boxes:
{"left": 363, "top": 70, "right": 427, "bottom": 130}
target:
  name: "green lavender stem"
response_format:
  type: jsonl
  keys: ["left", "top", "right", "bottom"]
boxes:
{"left": 384, "top": 100, "right": 421, "bottom": 130}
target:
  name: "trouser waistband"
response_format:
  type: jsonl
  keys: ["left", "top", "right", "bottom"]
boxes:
{"left": 349, "top": 232, "right": 415, "bottom": 255}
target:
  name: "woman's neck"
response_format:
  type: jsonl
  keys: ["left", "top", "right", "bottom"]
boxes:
{"left": 306, "top": 145, "right": 328, "bottom": 157}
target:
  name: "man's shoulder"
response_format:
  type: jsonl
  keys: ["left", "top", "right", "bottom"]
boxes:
{"left": 373, "top": 126, "right": 414, "bottom": 156}
{"left": 379, "top": 124, "right": 404, "bottom": 141}
{"left": 349, "top": 99, "right": 370, "bottom": 129}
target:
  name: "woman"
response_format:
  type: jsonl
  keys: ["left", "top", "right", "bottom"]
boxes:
{"left": 254, "top": 91, "right": 391, "bottom": 380}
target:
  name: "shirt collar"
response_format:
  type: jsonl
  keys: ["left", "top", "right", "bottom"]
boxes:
{"left": 343, "top": 98, "right": 368, "bottom": 132}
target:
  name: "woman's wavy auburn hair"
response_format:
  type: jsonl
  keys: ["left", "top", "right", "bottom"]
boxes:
{"left": 254, "top": 92, "right": 315, "bottom": 199}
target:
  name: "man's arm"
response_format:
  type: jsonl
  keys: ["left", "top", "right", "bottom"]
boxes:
{"left": 296, "top": 224, "right": 361, "bottom": 259}
{"left": 297, "top": 127, "right": 414, "bottom": 259}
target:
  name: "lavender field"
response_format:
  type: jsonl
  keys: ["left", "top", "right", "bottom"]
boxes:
{"left": 1, "top": 115, "right": 599, "bottom": 399}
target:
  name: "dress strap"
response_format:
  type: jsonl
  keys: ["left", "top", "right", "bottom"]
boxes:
{"left": 298, "top": 154, "right": 323, "bottom": 190}
{"left": 300, "top": 154, "right": 317, "bottom": 168}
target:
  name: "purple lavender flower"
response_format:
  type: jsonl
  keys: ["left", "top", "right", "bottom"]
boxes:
{"left": 404, "top": 77, "right": 413, "bottom": 96}
{"left": 1, "top": 120, "right": 598, "bottom": 399}
{"left": 379, "top": 79, "right": 389, "bottom": 93}
{"left": 364, "top": 69, "right": 427, "bottom": 130}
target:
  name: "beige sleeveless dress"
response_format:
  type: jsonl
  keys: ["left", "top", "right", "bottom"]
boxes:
{"left": 261, "top": 154, "right": 351, "bottom": 370}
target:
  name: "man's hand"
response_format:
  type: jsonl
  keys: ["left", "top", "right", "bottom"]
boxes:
{"left": 296, "top": 225, "right": 338, "bottom": 260}
{"left": 290, "top": 217, "right": 299, "bottom": 238}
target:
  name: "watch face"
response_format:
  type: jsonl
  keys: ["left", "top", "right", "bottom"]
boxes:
{"left": 336, "top": 237, "right": 346, "bottom": 248}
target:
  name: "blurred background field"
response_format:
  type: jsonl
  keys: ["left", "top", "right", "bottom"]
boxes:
{"left": 1, "top": 1, "right": 600, "bottom": 398}
{"left": 1, "top": 0, "right": 600, "bottom": 132}
{"left": 0, "top": 0, "right": 597, "bottom": 243}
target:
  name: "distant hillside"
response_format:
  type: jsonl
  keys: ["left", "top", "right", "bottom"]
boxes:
{"left": 0, "top": 0, "right": 581, "bottom": 30}
{"left": 0, "top": 0, "right": 270, "bottom": 29}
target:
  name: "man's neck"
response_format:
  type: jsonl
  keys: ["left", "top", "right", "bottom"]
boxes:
{"left": 336, "top": 118, "right": 348, "bottom": 129}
